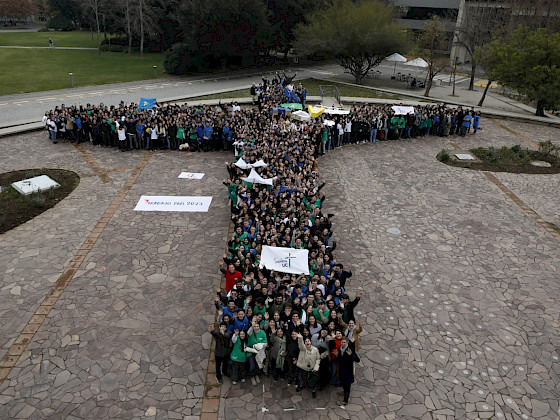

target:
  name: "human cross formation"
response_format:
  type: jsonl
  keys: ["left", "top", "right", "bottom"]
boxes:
{"left": 42, "top": 78, "right": 483, "bottom": 407}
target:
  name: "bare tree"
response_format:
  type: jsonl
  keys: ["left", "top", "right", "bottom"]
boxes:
{"left": 123, "top": 0, "right": 134, "bottom": 54}
{"left": 416, "top": 16, "right": 449, "bottom": 97}
{"left": 86, "top": 0, "right": 102, "bottom": 57}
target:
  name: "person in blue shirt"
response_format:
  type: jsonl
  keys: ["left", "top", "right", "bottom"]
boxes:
{"left": 232, "top": 308, "right": 249, "bottom": 332}
{"left": 473, "top": 111, "right": 481, "bottom": 134}
{"left": 73, "top": 114, "right": 83, "bottom": 142}
{"left": 461, "top": 112, "right": 473, "bottom": 136}
{"left": 203, "top": 121, "right": 213, "bottom": 152}
{"left": 135, "top": 120, "right": 146, "bottom": 149}
{"left": 222, "top": 124, "right": 231, "bottom": 151}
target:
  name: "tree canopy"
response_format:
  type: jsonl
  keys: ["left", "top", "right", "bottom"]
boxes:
{"left": 295, "top": 0, "right": 406, "bottom": 84}
{"left": 480, "top": 26, "right": 560, "bottom": 116}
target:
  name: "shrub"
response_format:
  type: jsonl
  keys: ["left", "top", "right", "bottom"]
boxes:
{"left": 164, "top": 44, "right": 213, "bottom": 74}
{"left": 100, "top": 44, "right": 126, "bottom": 53}
{"left": 539, "top": 140, "right": 558, "bottom": 157}
{"left": 439, "top": 149, "right": 450, "bottom": 162}
{"left": 46, "top": 15, "right": 74, "bottom": 31}
{"left": 511, "top": 144, "right": 522, "bottom": 153}
{"left": 28, "top": 193, "right": 46, "bottom": 208}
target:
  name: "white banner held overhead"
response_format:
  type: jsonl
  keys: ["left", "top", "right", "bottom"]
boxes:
{"left": 134, "top": 196, "right": 212, "bottom": 212}
{"left": 259, "top": 246, "right": 309, "bottom": 275}
{"left": 178, "top": 172, "right": 205, "bottom": 179}
{"left": 392, "top": 105, "right": 415, "bottom": 115}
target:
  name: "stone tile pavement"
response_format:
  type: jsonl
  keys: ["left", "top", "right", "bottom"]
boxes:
{"left": 1, "top": 118, "right": 560, "bottom": 419}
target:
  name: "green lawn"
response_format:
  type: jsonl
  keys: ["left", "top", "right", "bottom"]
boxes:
{"left": 188, "top": 78, "right": 401, "bottom": 101}
{"left": 0, "top": 49, "right": 164, "bottom": 94}
{"left": 0, "top": 31, "right": 101, "bottom": 48}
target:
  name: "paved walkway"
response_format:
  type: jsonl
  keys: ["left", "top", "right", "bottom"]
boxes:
{"left": 2, "top": 61, "right": 559, "bottom": 131}
{"left": 1, "top": 111, "right": 560, "bottom": 418}
{"left": 0, "top": 46, "right": 96, "bottom": 50}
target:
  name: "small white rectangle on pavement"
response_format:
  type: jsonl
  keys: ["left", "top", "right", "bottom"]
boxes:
{"left": 134, "top": 196, "right": 212, "bottom": 212}
{"left": 178, "top": 172, "right": 205, "bottom": 179}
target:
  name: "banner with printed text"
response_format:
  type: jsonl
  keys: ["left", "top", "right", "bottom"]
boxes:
{"left": 134, "top": 196, "right": 212, "bottom": 212}
{"left": 259, "top": 246, "right": 309, "bottom": 275}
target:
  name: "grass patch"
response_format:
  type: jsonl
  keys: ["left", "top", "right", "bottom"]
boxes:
{"left": 437, "top": 144, "right": 560, "bottom": 174}
{"left": 0, "top": 31, "right": 100, "bottom": 48}
{"left": 187, "top": 78, "right": 402, "bottom": 102}
{"left": 0, "top": 49, "right": 164, "bottom": 94}
{"left": 0, "top": 169, "right": 80, "bottom": 235}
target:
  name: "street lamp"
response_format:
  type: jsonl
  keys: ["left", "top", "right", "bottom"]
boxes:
{"left": 451, "top": 57, "right": 458, "bottom": 97}
{"left": 69, "top": 73, "right": 74, "bottom": 88}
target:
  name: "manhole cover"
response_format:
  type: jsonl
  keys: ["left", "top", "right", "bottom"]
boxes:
{"left": 387, "top": 227, "right": 401, "bottom": 235}
{"left": 530, "top": 160, "right": 552, "bottom": 167}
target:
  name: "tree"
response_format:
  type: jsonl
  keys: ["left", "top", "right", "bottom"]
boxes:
{"left": 295, "top": 0, "right": 406, "bottom": 84}
{"left": 480, "top": 26, "right": 560, "bottom": 116}
{"left": 453, "top": 0, "right": 509, "bottom": 90}
{"left": 0, "top": 0, "right": 36, "bottom": 19}
{"left": 85, "top": 0, "right": 103, "bottom": 56}
{"left": 267, "top": 0, "right": 322, "bottom": 60}
{"left": 47, "top": 0, "right": 83, "bottom": 28}
{"left": 415, "top": 16, "right": 449, "bottom": 97}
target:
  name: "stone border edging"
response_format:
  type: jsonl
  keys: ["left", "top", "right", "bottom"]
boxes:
{"left": 0, "top": 152, "right": 154, "bottom": 385}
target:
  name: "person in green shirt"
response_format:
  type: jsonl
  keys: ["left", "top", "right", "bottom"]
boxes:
{"left": 230, "top": 330, "right": 248, "bottom": 384}
{"left": 247, "top": 319, "right": 267, "bottom": 384}
{"left": 397, "top": 116, "right": 406, "bottom": 139}
{"left": 312, "top": 300, "right": 330, "bottom": 324}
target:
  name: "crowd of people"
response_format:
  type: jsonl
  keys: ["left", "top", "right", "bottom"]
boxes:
{"left": 42, "top": 78, "right": 483, "bottom": 406}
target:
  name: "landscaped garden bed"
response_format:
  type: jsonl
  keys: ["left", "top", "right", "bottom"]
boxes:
{"left": 0, "top": 169, "right": 80, "bottom": 234}
{"left": 437, "top": 141, "right": 560, "bottom": 174}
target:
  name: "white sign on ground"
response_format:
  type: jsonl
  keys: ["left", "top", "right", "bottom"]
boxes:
{"left": 455, "top": 154, "right": 476, "bottom": 160}
{"left": 134, "top": 196, "right": 212, "bottom": 212}
{"left": 11, "top": 175, "right": 60, "bottom": 195}
{"left": 178, "top": 172, "right": 205, "bottom": 179}
{"left": 259, "top": 245, "right": 309, "bottom": 275}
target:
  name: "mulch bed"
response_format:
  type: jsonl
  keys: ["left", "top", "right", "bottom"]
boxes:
{"left": 0, "top": 169, "right": 80, "bottom": 235}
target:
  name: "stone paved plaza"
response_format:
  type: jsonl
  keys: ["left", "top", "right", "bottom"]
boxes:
{"left": 1, "top": 117, "right": 560, "bottom": 419}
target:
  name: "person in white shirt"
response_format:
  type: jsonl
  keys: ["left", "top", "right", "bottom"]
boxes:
{"left": 47, "top": 118, "right": 58, "bottom": 143}
{"left": 117, "top": 125, "right": 128, "bottom": 151}
{"left": 343, "top": 120, "right": 352, "bottom": 145}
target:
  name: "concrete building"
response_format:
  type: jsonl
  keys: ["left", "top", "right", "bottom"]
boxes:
{"left": 390, "top": 0, "right": 461, "bottom": 52}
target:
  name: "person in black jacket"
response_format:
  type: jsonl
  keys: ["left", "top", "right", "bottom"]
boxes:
{"left": 209, "top": 322, "right": 231, "bottom": 384}
{"left": 336, "top": 337, "right": 360, "bottom": 406}
{"left": 285, "top": 329, "right": 301, "bottom": 385}
{"left": 340, "top": 292, "right": 363, "bottom": 323}
{"left": 329, "top": 264, "right": 353, "bottom": 290}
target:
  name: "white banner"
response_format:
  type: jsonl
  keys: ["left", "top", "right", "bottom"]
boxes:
{"left": 234, "top": 158, "right": 268, "bottom": 169}
{"left": 178, "top": 172, "right": 205, "bottom": 179}
{"left": 242, "top": 168, "right": 275, "bottom": 186}
{"left": 392, "top": 105, "right": 415, "bottom": 115}
{"left": 259, "top": 246, "right": 309, "bottom": 275}
{"left": 134, "top": 196, "right": 212, "bottom": 212}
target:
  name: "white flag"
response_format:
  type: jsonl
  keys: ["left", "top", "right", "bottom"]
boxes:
{"left": 259, "top": 246, "right": 309, "bottom": 275}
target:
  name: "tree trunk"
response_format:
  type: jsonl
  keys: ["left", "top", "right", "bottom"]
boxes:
{"left": 94, "top": 7, "right": 101, "bottom": 57}
{"left": 536, "top": 99, "right": 545, "bottom": 117}
{"left": 354, "top": 73, "right": 362, "bottom": 85}
{"left": 125, "top": 0, "right": 132, "bottom": 54}
{"left": 469, "top": 61, "right": 476, "bottom": 91}
{"left": 424, "top": 78, "right": 433, "bottom": 97}
{"left": 477, "top": 79, "right": 491, "bottom": 106}
{"left": 139, "top": 0, "right": 144, "bottom": 58}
